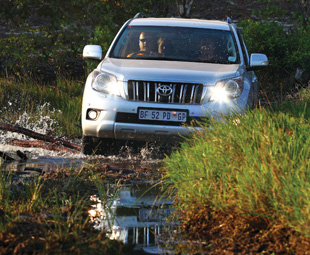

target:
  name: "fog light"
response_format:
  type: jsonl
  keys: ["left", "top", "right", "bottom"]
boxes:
{"left": 87, "top": 109, "right": 98, "bottom": 120}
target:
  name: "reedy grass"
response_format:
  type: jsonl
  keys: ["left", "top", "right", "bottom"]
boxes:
{"left": 0, "top": 76, "right": 83, "bottom": 137}
{"left": 164, "top": 101, "right": 310, "bottom": 236}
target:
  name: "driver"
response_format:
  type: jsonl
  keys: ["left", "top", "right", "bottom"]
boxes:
{"left": 127, "top": 32, "right": 158, "bottom": 58}
{"left": 139, "top": 32, "right": 150, "bottom": 52}
{"left": 198, "top": 40, "right": 216, "bottom": 61}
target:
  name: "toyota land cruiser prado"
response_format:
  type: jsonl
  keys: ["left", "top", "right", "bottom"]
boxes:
{"left": 81, "top": 15, "right": 268, "bottom": 155}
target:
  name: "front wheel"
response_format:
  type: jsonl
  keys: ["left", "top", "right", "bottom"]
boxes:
{"left": 82, "top": 136, "right": 123, "bottom": 155}
{"left": 82, "top": 136, "right": 100, "bottom": 155}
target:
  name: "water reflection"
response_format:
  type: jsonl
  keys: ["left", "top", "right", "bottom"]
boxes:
{"left": 1, "top": 157, "right": 85, "bottom": 174}
{"left": 89, "top": 187, "right": 174, "bottom": 254}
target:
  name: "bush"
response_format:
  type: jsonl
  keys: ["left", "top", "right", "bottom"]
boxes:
{"left": 0, "top": 27, "right": 87, "bottom": 82}
{"left": 239, "top": 19, "right": 310, "bottom": 96}
{"left": 164, "top": 104, "right": 310, "bottom": 236}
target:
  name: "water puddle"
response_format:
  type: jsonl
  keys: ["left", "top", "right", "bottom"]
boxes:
{"left": 89, "top": 185, "right": 175, "bottom": 254}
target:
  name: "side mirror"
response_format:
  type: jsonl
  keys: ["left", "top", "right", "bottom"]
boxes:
{"left": 249, "top": 53, "right": 268, "bottom": 68}
{"left": 83, "top": 45, "right": 102, "bottom": 60}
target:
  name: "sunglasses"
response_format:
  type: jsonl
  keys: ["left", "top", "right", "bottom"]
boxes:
{"left": 139, "top": 39, "right": 148, "bottom": 42}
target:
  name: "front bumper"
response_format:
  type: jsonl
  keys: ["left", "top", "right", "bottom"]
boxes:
{"left": 81, "top": 83, "right": 250, "bottom": 141}
{"left": 83, "top": 118, "right": 199, "bottom": 142}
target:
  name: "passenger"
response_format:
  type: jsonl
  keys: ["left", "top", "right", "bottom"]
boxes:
{"left": 198, "top": 40, "right": 216, "bottom": 61}
{"left": 127, "top": 32, "right": 158, "bottom": 58}
{"left": 157, "top": 37, "right": 174, "bottom": 57}
{"left": 158, "top": 37, "right": 166, "bottom": 55}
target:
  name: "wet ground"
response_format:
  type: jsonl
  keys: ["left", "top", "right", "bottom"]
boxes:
{"left": 0, "top": 133, "right": 176, "bottom": 254}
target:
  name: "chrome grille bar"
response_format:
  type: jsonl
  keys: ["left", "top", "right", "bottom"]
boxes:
{"left": 182, "top": 85, "right": 188, "bottom": 103}
{"left": 190, "top": 85, "right": 195, "bottom": 103}
{"left": 168, "top": 83, "right": 172, "bottom": 103}
{"left": 155, "top": 83, "right": 158, "bottom": 102}
{"left": 132, "top": 81, "right": 136, "bottom": 100}
{"left": 136, "top": 81, "right": 139, "bottom": 100}
{"left": 147, "top": 82, "right": 150, "bottom": 101}
{"left": 193, "top": 85, "right": 199, "bottom": 103}
{"left": 143, "top": 82, "right": 147, "bottom": 101}
{"left": 179, "top": 85, "right": 184, "bottom": 103}
{"left": 171, "top": 84, "right": 176, "bottom": 103}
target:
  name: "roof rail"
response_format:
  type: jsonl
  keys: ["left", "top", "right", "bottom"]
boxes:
{"left": 227, "top": 17, "right": 232, "bottom": 24}
{"left": 134, "top": 13, "right": 140, "bottom": 19}
{"left": 133, "top": 12, "right": 152, "bottom": 19}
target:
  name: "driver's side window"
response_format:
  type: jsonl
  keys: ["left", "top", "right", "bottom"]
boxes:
{"left": 125, "top": 31, "right": 140, "bottom": 57}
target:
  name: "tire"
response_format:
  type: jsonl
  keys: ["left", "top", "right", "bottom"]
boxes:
{"left": 82, "top": 136, "right": 123, "bottom": 155}
{"left": 82, "top": 136, "right": 100, "bottom": 155}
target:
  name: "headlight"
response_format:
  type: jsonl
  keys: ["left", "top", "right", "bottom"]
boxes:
{"left": 210, "top": 77, "right": 243, "bottom": 102}
{"left": 91, "top": 70, "right": 120, "bottom": 96}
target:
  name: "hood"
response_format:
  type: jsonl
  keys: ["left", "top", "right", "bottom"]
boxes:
{"left": 100, "top": 58, "right": 240, "bottom": 85}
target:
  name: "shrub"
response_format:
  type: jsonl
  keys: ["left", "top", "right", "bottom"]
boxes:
{"left": 239, "top": 19, "right": 310, "bottom": 96}
{"left": 164, "top": 105, "right": 310, "bottom": 236}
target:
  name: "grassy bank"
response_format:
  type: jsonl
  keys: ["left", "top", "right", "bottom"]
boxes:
{"left": 164, "top": 97, "right": 310, "bottom": 252}
{"left": 0, "top": 77, "right": 83, "bottom": 137}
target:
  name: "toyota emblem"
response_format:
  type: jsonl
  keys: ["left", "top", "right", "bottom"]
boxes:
{"left": 157, "top": 85, "right": 173, "bottom": 96}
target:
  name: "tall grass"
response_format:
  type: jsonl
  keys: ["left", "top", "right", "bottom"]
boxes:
{"left": 0, "top": 76, "right": 83, "bottom": 137}
{"left": 164, "top": 101, "right": 310, "bottom": 236}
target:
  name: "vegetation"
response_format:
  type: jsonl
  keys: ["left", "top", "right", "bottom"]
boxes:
{"left": 0, "top": 0, "right": 171, "bottom": 81}
{"left": 163, "top": 93, "right": 310, "bottom": 252}
{"left": 239, "top": 18, "right": 310, "bottom": 97}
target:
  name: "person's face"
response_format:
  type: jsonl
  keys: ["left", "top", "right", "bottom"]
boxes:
{"left": 158, "top": 37, "right": 166, "bottom": 54}
{"left": 206, "top": 42, "right": 216, "bottom": 52}
{"left": 139, "top": 33, "right": 149, "bottom": 52}
{"left": 201, "top": 41, "right": 215, "bottom": 55}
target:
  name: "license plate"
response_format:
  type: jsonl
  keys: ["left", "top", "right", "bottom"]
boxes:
{"left": 138, "top": 109, "right": 187, "bottom": 122}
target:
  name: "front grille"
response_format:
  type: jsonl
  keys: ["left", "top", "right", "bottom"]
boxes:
{"left": 126, "top": 80, "right": 204, "bottom": 104}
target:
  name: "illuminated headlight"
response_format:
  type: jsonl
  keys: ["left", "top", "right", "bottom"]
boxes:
{"left": 92, "top": 70, "right": 120, "bottom": 96}
{"left": 210, "top": 77, "right": 243, "bottom": 102}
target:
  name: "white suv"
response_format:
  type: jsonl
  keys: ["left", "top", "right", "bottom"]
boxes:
{"left": 81, "top": 15, "right": 268, "bottom": 155}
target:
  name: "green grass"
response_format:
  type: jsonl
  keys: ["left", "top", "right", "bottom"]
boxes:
{"left": 164, "top": 97, "right": 310, "bottom": 237}
{"left": 0, "top": 76, "right": 83, "bottom": 137}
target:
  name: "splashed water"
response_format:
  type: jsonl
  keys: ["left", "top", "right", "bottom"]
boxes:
{"left": 0, "top": 102, "right": 71, "bottom": 157}
{"left": 14, "top": 102, "right": 61, "bottom": 134}
{"left": 1, "top": 102, "right": 60, "bottom": 138}
{"left": 0, "top": 101, "right": 169, "bottom": 172}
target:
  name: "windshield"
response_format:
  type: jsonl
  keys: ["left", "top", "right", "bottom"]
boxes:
{"left": 110, "top": 25, "right": 239, "bottom": 64}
